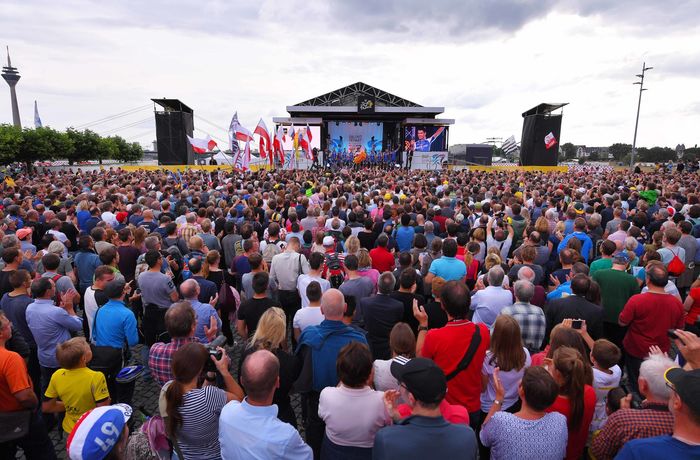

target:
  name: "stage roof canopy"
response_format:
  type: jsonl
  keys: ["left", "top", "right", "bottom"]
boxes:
{"left": 521, "top": 103, "right": 568, "bottom": 117}
{"left": 284, "top": 82, "right": 446, "bottom": 118}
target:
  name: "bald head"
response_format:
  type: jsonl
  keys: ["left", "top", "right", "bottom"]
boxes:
{"left": 180, "top": 278, "right": 200, "bottom": 299}
{"left": 518, "top": 266, "right": 535, "bottom": 282}
{"left": 240, "top": 349, "right": 280, "bottom": 402}
{"left": 321, "top": 288, "right": 345, "bottom": 320}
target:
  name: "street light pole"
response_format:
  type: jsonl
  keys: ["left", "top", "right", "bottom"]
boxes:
{"left": 630, "top": 62, "right": 653, "bottom": 168}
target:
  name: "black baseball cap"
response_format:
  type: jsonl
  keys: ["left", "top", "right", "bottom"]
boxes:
{"left": 665, "top": 367, "right": 700, "bottom": 415}
{"left": 390, "top": 356, "right": 446, "bottom": 404}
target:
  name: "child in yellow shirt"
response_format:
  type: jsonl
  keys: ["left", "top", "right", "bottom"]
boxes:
{"left": 43, "top": 337, "right": 111, "bottom": 434}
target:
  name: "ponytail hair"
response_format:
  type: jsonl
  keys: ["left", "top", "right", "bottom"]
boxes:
{"left": 164, "top": 342, "right": 208, "bottom": 437}
{"left": 553, "top": 346, "right": 588, "bottom": 430}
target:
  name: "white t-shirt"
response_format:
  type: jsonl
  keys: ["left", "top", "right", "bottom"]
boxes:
{"left": 293, "top": 306, "right": 324, "bottom": 332}
{"left": 372, "top": 359, "right": 399, "bottom": 392}
{"left": 296, "top": 274, "right": 331, "bottom": 308}
{"left": 84, "top": 287, "right": 99, "bottom": 341}
{"left": 591, "top": 365, "right": 622, "bottom": 432}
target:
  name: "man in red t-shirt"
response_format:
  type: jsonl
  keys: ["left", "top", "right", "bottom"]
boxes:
{"left": 369, "top": 234, "right": 395, "bottom": 273}
{"left": 415, "top": 280, "right": 489, "bottom": 432}
{"left": 619, "top": 264, "right": 685, "bottom": 393}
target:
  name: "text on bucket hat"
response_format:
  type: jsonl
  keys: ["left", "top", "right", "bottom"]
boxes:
{"left": 67, "top": 404, "right": 132, "bottom": 460}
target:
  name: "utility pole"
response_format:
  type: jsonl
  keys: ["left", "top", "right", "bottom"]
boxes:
{"left": 630, "top": 62, "right": 653, "bottom": 168}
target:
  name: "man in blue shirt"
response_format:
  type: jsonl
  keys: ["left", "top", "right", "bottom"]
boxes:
{"left": 92, "top": 279, "right": 139, "bottom": 404}
{"left": 394, "top": 214, "right": 415, "bottom": 253}
{"left": 179, "top": 279, "right": 221, "bottom": 344}
{"left": 73, "top": 235, "right": 102, "bottom": 294}
{"left": 425, "top": 238, "right": 466, "bottom": 283}
{"left": 373, "top": 356, "right": 477, "bottom": 459}
{"left": 557, "top": 217, "right": 593, "bottom": 263}
{"left": 616, "top": 367, "right": 700, "bottom": 459}
{"left": 295, "top": 288, "right": 368, "bottom": 458}
{"left": 219, "top": 349, "right": 312, "bottom": 460}
{"left": 25, "top": 277, "right": 82, "bottom": 392}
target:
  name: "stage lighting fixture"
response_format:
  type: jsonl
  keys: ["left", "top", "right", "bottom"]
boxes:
{"left": 359, "top": 122, "right": 363, "bottom": 126}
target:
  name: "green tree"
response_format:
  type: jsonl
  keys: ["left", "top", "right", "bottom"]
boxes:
{"left": 0, "top": 124, "right": 23, "bottom": 165}
{"left": 65, "top": 128, "right": 111, "bottom": 165}
{"left": 609, "top": 143, "right": 632, "bottom": 161}
{"left": 561, "top": 142, "right": 577, "bottom": 159}
{"left": 108, "top": 136, "right": 144, "bottom": 163}
{"left": 18, "top": 127, "right": 58, "bottom": 171}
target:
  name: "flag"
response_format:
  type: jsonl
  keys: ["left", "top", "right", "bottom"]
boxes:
{"left": 186, "top": 135, "right": 217, "bottom": 154}
{"left": 228, "top": 112, "right": 254, "bottom": 143}
{"left": 299, "top": 130, "right": 312, "bottom": 160}
{"left": 544, "top": 132, "right": 557, "bottom": 150}
{"left": 274, "top": 126, "right": 285, "bottom": 167}
{"left": 34, "top": 101, "right": 42, "bottom": 128}
{"left": 254, "top": 119, "right": 272, "bottom": 159}
{"left": 502, "top": 135, "right": 519, "bottom": 154}
{"left": 305, "top": 123, "right": 313, "bottom": 143}
{"left": 242, "top": 140, "right": 251, "bottom": 171}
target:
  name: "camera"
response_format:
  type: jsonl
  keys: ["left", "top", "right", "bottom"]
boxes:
{"left": 571, "top": 319, "right": 583, "bottom": 330}
{"left": 205, "top": 335, "right": 227, "bottom": 373}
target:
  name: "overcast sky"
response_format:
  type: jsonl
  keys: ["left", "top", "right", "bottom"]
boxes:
{"left": 1, "top": 0, "right": 699, "bottom": 149}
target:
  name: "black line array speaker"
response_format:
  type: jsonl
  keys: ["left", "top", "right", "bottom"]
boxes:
{"left": 152, "top": 99, "right": 194, "bottom": 165}
{"left": 520, "top": 114, "right": 562, "bottom": 166}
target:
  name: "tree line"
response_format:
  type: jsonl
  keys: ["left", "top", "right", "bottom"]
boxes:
{"left": 561, "top": 142, "right": 700, "bottom": 163}
{"left": 0, "top": 124, "right": 144, "bottom": 170}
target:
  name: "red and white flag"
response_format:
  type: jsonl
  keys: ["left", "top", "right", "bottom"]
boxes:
{"left": 254, "top": 119, "right": 272, "bottom": 159}
{"left": 242, "top": 140, "right": 251, "bottom": 171}
{"left": 305, "top": 123, "right": 313, "bottom": 143}
{"left": 186, "top": 135, "right": 217, "bottom": 154}
{"left": 544, "top": 132, "right": 557, "bottom": 150}
{"left": 274, "top": 126, "right": 286, "bottom": 167}
{"left": 228, "top": 112, "right": 254, "bottom": 144}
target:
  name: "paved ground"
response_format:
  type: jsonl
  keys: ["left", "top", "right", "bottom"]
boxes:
{"left": 16, "top": 334, "right": 304, "bottom": 459}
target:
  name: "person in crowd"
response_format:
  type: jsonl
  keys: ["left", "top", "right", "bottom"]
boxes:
{"left": 425, "top": 238, "right": 466, "bottom": 283}
{"left": 422, "top": 276, "right": 448, "bottom": 329}
{"left": 270, "top": 236, "right": 310, "bottom": 329}
{"left": 374, "top": 357, "right": 478, "bottom": 459}
{"left": 91, "top": 279, "right": 139, "bottom": 403}
{"left": 545, "top": 273, "right": 604, "bottom": 339}
{"left": 42, "top": 337, "right": 110, "bottom": 434}
{"left": 237, "top": 271, "right": 281, "bottom": 340}
{"left": 557, "top": 217, "right": 593, "bottom": 263}
{"left": 500, "top": 279, "right": 546, "bottom": 353}
{"left": 297, "top": 252, "right": 330, "bottom": 308}
{"left": 149, "top": 302, "right": 216, "bottom": 386}
{"left": 239, "top": 307, "right": 300, "bottom": 427}
{"left": 0, "top": 311, "right": 56, "bottom": 459}
{"left": 619, "top": 263, "right": 685, "bottom": 393}
{"left": 479, "top": 366, "right": 568, "bottom": 460}
{"left": 615, "top": 366, "right": 700, "bottom": 459}
{"left": 589, "top": 239, "right": 616, "bottom": 275}
{"left": 164, "top": 342, "right": 243, "bottom": 459}
{"left": 546, "top": 346, "right": 597, "bottom": 460}
{"left": 295, "top": 288, "right": 368, "bottom": 458}
{"left": 359, "top": 272, "right": 404, "bottom": 359}
{"left": 179, "top": 278, "right": 221, "bottom": 344}
{"left": 372, "top": 322, "right": 415, "bottom": 393}
{"left": 339, "top": 254, "right": 375, "bottom": 311}
{"left": 293, "top": 281, "right": 325, "bottom": 342}
{"left": 26, "top": 277, "right": 81, "bottom": 392}
{"left": 470, "top": 266, "right": 512, "bottom": 327}
{"left": 390, "top": 268, "right": 426, "bottom": 334}
{"left": 66, "top": 403, "right": 131, "bottom": 460}
{"left": 415, "top": 280, "right": 490, "bottom": 432}
{"left": 139, "top": 249, "right": 179, "bottom": 351}
{"left": 83, "top": 265, "right": 114, "bottom": 339}
{"left": 588, "top": 338, "right": 622, "bottom": 434}
{"left": 241, "top": 251, "right": 276, "bottom": 300}
{"left": 318, "top": 341, "right": 391, "bottom": 458}
{"left": 592, "top": 251, "right": 640, "bottom": 350}
{"left": 219, "top": 350, "right": 313, "bottom": 459}
{"left": 187, "top": 257, "right": 218, "bottom": 304}
{"left": 72, "top": 235, "right": 102, "bottom": 295}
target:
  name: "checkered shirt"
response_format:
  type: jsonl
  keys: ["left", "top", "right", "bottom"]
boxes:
{"left": 500, "top": 302, "right": 546, "bottom": 352}
{"left": 149, "top": 337, "right": 197, "bottom": 386}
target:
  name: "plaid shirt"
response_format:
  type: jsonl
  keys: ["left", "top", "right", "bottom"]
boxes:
{"left": 590, "top": 401, "right": 674, "bottom": 460}
{"left": 500, "top": 302, "right": 546, "bottom": 351}
{"left": 149, "top": 337, "right": 197, "bottom": 386}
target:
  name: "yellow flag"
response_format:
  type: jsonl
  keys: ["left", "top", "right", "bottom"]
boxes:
{"left": 4, "top": 177, "right": 16, "bottom": 187}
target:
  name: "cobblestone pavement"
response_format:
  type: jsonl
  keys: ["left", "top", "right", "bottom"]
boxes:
{"left": 17, "top": 334, "right": 305, "bottom": 459}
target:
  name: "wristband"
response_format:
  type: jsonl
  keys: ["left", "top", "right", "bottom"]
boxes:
{"left": 417, "top": 326, "right": 429, "bottom": 332}
{"left": 493, "top": 399, "right": 503, "bottom": 406}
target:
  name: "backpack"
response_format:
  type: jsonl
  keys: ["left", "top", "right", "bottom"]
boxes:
{"left": 325, "top": 252, "right": 345, "bottom": 289}
{"left": 51, "top": 274, "right": 63, "bottom": 306}
{"left": 667, "top": 248, "right": 686, "bottom": 277}
{"left": 262, "top": 239, "right": 282, "bottom": 264}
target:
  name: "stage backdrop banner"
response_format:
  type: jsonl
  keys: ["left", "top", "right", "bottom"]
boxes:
{"left": 404, "top": 125, "right": 447, "bottom": 152}
{"left": 329, "top": 122, "right": 383, "bottom": 152}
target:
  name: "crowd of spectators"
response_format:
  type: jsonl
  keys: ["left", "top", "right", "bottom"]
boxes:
{"left": 0, "top": 165, "right": 699, "bottom": 459}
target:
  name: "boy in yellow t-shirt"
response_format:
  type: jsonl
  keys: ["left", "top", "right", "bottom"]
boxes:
{"left": 42, "top": 337, "right": 111, "bottom": 434}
